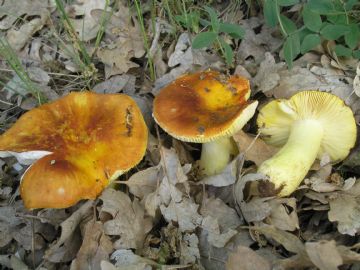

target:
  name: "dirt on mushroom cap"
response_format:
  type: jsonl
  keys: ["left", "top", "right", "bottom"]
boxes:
{"left": 153, "top": 70, "right": 256, "bottom": 143}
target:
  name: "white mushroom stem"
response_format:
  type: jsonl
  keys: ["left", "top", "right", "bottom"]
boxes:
{"left": 199, "top": 136, "right": 238, "bottom": 176}
{"left": 258, "top": 119, "right": 324, "bottom": 196}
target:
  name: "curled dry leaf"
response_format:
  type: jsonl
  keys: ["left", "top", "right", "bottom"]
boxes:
{"left": 225, "top": 245, "right": 271, "bottom": 270}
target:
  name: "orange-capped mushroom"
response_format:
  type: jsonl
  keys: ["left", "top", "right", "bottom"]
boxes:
{"left": 0, "top": 92, "right": 147, "bottom": 209}
{"left": 153, "top": 70, "right": 258, "bottom": 175}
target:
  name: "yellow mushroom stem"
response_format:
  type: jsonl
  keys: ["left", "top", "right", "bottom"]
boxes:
{"left": 258, "top": 119, "right": 324, "bottom": 196}
{"left": 199, "top": 136, "right": 238, "bottom": 176}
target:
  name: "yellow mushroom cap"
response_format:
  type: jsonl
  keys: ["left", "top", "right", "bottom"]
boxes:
{"left": 153, "top": 70, "right": 258, "bottom": 143}
{"left": 0, "top": 92, "right": 148, "bottom": 209}
{"left": 257, "top": 91, "right": 357, "bottom": 162}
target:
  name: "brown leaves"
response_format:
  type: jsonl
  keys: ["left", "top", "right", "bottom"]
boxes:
{"left": 100, "top": 189, "right": 153, "bottom": 250}
{"left": 226, "top": 246, "right": 271, "bottom": 270}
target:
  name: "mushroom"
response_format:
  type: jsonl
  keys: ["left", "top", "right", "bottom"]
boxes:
{"left": 256, "top": 90, "right": 356, "bottom": 197}
{"left": 0, "top": 92, "right": 148, "bottom": 209}
{"left": 153, "top": 70, "right": 258, "bottom": 176}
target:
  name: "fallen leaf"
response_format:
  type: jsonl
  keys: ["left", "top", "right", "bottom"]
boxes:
{"left": 45, "top": 200, "right": 94, "bottom": 261}
{"left": 267, "top": 198, "right": 299, "bottom": 231}
{"left": 201, "top": 216, "right": 238, "bottom": 248}
{"left": 100, "top": 189, "right": 153, "bottom": 249}
{"left": 69, "top": 0, "right": 109, "bottom": 41}
{"left": 237, "top": 17, "right": 282, "bottom": 65}
{"left": 252, "top": 52, "right": 285, "bottom": 93}
{"left": 110, "top": 249, "right": 157, "bottom": 268}
{"left": 305, "top": 240, "right": 342, "bottom": 270}
{"left": 252, "top": 226, "right": 306, "bottom": 256}
{"left": 179, "top": 233, "right": 200, "bottom": 264}
{"left": 0, "top": 0, "right": 51, "bottom": 30}
{"left": 153, "top": 33, "right": 223, "bottom": 94}
{"left": 95, "top": 8, "right": 145, "bottom": 78}
{"left": 93, "top": 75, "right": 136, "bottom": 94}
{"left": 328, "top": 191, "right": 360, "bottom": 235}
{"left": 125, "top": 166, "right": 160, "bottom": 200}
{"left": 7, "top": 16, "right": 49, "bottom": 51}
{"left": 0, "top": 206, "right": 24, "bottom": 247}
{"left": 199, "top": 154, "right": 243, "bottom": 187}
{"left": 233, "top": 130, "right": 278, "bottom": 166}
{"left": 101, "top": 260, "right": 151, "bottom": 270}
{"left": 70, "top": 220, "right": 113, "bottom": 270}
{"left": 160, "top": 198, "right": 202, "bottom": 231}
{"left": 226, "top": 245, "right": 271, "bottom": 270}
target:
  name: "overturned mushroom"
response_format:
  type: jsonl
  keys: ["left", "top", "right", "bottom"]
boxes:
{"left": 153, "top": 70, "right": 258, "bottom": 176}
{"left": 0, "top": 92, "right": 148, "bottom": 209}
{"left": 257, "top": 91, "right": 356, "bottom": 197}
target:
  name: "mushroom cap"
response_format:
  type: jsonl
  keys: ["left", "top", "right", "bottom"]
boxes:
{"left": 257, "top": 91, "right": 356, "bottom": 162}
{"left": 0, "top": 92, "right": 148, "bottom": 209}
{"left": 153, "top": 70, "right": 258, "bottom": 143}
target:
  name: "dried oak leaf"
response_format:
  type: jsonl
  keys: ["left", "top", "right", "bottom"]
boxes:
{"left": 100, "top": 189, "right": 153, "bottom": 250}
{"left": 95, "top": 9, "right": 145, "bottom": 78}
{"left": 68, "top": 0, "right": 108, "bottom": 41}
{"left": 70, "top": 220, "right": 113, "bottom": 270}
{"left": 328, "top": 182, "right": 360, "bottom": 235}
{"left": 0, "top": 0, "right": 50, "bottom": 30}
{"left": 200, "top": 196, "right": 242, "bottom": 248}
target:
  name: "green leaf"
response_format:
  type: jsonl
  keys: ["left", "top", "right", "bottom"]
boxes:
{"left": 320, "top": 24, "right": 350, "bottom": 40}
{"left": 277, "top": 0, "right": 299, "bottom": 6}
{"left": 283, "top": 34, "right": 300, "bottom": 69}
{"left": 302, "top": 5, "right": 322, "bottom": 32}
{"left": 307, "top": 0, "right": 334, "bottom": 14}
{"left": 219, "top": 23, "right": 245, "bottom": 39}
{"left": 219, "top": 38, "right": 234, "bottom": 66}
{"left": 280, "top": 15, "right": 297, "bottom": 35}
{"left": 334, "top": 45, "right": 352, "bottom": 57}
{"left": 264, "top": 0, "right": 278, "bottom": 27}
{"left": 204, "top": 6, "right": 220, "bottom": 32}
{"left": 345, "top": 0, "right": 358, "bottom": 11}
{"left": 345, "top": 24, "right": 360, "bottom": 49}
{"left": 353, "top": 50, "right": 360, "bottom": 59}
{"left": 327, "top": 14, "right": 348, "bottom": 24}
{"left": 192, "top": 32, "right": 217, "bottom": 49}
{"left": 301, "top": 34, "right": 321, "bottom": 53}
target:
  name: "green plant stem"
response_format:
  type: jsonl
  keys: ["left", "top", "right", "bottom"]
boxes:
{"left": 0, "top": 38, "right": 46, "bottom": 104}
{"left": 134, "top": 0, "right": 156, "bottom": 81}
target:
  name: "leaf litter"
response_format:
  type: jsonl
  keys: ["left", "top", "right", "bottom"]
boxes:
{"left": 0, "top": 1, "right": 360, "bottom": 269}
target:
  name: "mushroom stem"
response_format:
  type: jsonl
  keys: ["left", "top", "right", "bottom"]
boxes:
{"left": 199, "top": 136, "right": 238, "bottom": 176}
{"left": 258, "top": 119, "right": 324, "bottom": 196}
